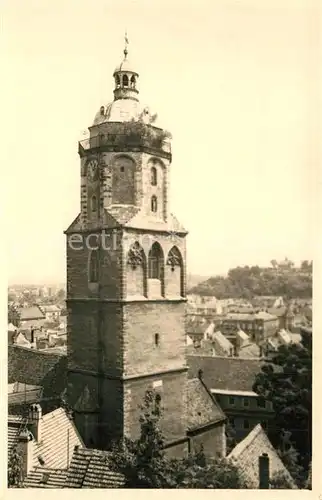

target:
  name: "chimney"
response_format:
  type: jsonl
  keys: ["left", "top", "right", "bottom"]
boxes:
{"left": 16, "top": 428, "right": 34, "bottom": 479}
{"left": 259, "top": 453, "right": 270, "bottom": 489}
{"left": 28, "top": 404, "right": 42, "bottom": 442}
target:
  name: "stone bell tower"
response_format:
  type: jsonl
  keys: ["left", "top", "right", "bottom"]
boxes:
{"left": 65, "top": 37, "right": 188, "bottom": 451}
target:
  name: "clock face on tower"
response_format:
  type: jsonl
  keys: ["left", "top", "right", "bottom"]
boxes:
{"left": 86, "top": 159, "right": 99, "bottom": 181}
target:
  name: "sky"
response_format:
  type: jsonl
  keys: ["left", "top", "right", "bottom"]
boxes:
{"left": 3, "top": 0, "right": 318, "bottom": 284}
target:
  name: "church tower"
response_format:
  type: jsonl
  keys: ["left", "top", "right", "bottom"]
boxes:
{"left": 65, "top": 39, "right": 188, "bottom": 450}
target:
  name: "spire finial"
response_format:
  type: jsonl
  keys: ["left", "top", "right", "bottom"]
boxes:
{"left": 124, "top": 31, "right": 129, "bottom": 58}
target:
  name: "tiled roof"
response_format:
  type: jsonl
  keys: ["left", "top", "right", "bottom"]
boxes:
{"left": 186, "top": 378, "right": 225, "bottom": 431}
{"left": 224, "top": 312, "right": 254, "bottom": 321}
{"left": 8, "top": 408, "right": 84, "bottom": 470}
{"left": 8, "top": 345, "right": 67, "bottom": 401}
{"left": 65, "top": 447, "right": 124, "bottom": 488}
{"left": 33, "top": 408, "right": 84, "bottom": 469}
{"left": 236, "top": 329, "right": 249, "bottom": 341}
{"left": 267, "top": 306, "right": 287, "bottom": 317}
{"left": 23, "top": 467, "right": 67, "bottom": 488}
{"left": 40, "top": 305, "right": 61, "bottom": 313}
{"left": 228, "top": 424, "right": 297, "bottom": 488}
{"left": 254, "top": 311, "right": 277, "bottom": 321}
{"left": 19, "top": 319, "right": 47, "bottom": 330}
{"left": 19, "top": 306, "right": 45, "bottom": 321}
{"left": 187, "top": 355, "right": 263, "bottom": 392}
{"left": 212, "top": 330, "right": 233, "bottom": 352}
{"left": 238, "top": 342, "right": 261, "bottom": 359}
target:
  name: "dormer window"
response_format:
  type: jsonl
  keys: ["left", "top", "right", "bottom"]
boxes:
{"left": 151, "top": 195, "right": 157, "bottom": 213}
{"left": 151, "top": 167, "right": 157, "bottom": 186}
{"left": 122, "top": 74, "right": 129, "bottom": 87}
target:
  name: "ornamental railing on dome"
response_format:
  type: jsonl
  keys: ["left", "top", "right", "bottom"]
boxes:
{"left": 79, "top": 131, "right": 171, "bottom": 155}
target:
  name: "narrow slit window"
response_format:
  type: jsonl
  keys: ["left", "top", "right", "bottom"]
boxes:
{"left": 91, "top": 195, "right": 97, "bottom": 212}
{"left": 151, "top": 167, "right": 157, "bottom": 186}
{"left": 154, "top": 333, "right": 160, "bottom": 346}
{"left": 151, "top": 195, "right": 157, "bottom": 213}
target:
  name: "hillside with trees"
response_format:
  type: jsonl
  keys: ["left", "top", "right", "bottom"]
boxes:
{"left": 189, "top": 260, "right": 312, "bottom": 299}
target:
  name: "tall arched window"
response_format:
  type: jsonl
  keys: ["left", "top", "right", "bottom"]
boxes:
{"left": 151, "top": 195, "right": 157, "bottom": 213}
{"left": 122, "top": 74, "right": 129, "bottom": 87}
{"left": 150, "top": 166, "right": 157, "bottom": 186}
{"left": 91, "top": 195, "right": 97, "bottom": 212}
{"left": 89, "top": 250, "right": 99, "bottom": 283}
{"left": 130, "top": 75, "right": 136, "bottom": 88}
{"left": 166, "top": 246, "right": 184, "bottom": 297}
{"left": 116, "top": 75, "right": 120, "bottom": 88}
{"left": 148, "top": 242, "right": 164, "bottom": 279}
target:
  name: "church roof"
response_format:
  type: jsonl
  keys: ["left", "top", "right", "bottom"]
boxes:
{"left": 65, "top": 209, "right": 187, "bottom": 234}
{"left": 186, "top": 378, "right": 226, "bottom": 431}
{"left": 187, "top": 355, "right": 263, "bottom": 392}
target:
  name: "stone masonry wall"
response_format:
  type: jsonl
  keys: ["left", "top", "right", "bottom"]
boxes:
{"left": 190, "top": 423, "right": 226, "bottom": 459}
{"left": 123, "top": 302, "right": 186, "bottom": 378}
{"left": 123, "top": 370, "right": 188, "bottom": 443}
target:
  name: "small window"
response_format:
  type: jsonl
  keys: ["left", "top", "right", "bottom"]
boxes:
{"left": 91, "top": 195, "right": 97, "bottom": 212}
{"left": 151, "top": 195, "right": 158, "bottom": 213}
{"left": 89, "top": 250, "right": 99, "bottom": 283}
{"left": 154, "top": 333, "right": 160, "bottom": 346}
{"left": 229, "top": 396, "right": 235, "bottom": 405}
{"left": 243, "top": 419, "right": 250, "bottom": 429}
{"left": 130, "top": 75, "right": 136, "bottom": 88}
{"left": 123, "top": 74, "right": 129, "bottom": 87}
{"left": 100, "top": 106, "right": 105, "bottom": 116}
{"left": 151, "top": 166, "right": 157, "bottom": 186}
{"left": 120, "top": 166, "right": 124, "bottom": 172}
{"left": 116, "top": 75, "right": 120, "bottom": 88}
{"left": 243, "top": 398, "right": 249, "bottom": 407}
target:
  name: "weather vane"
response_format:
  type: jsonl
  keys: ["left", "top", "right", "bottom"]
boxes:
{"left": 124, "top": 30, "right": 129, "bottom": 57}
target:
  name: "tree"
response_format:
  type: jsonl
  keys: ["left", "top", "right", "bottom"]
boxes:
{"left": 108, "top": 390, "right": 248, "bottom": 488}
{"left": 8, "top": 447, "right": 23, "bottom": 488}
{"left": 253, "top": 329, "right": 312, "bottom": 486}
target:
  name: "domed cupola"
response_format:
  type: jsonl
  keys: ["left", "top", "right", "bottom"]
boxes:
{"left": 113, "top": 34, "right": 139, "bottom": 102}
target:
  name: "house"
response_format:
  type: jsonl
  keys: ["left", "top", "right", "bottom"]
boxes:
{"left": 9, "top": 404, "right": 84, "bottom": 482}
{"left": 185, "top": 314, "right": 209, "bottom": 345}
{"left": 18, "top": 306, "right": 45, "bottom": 325}
{"left": 8, "top": 382, "right": 43, "bottom": 415}
{"left": 8, "top": 344, "right": 67, "bottom": 414}
{"left": 39, "top": 305, "right": 61, "bottom": 323}
{"left": 206, "top": 324, "right": 234, "bottom": 357}
{"left": 9, "top": 332, "right": 31, "bottom": 348}
{"left": 188, "top": 356, "right": 274, "bottom": 441}
{"left": 252, "top": 296, "right": 285, "bottom": 309}
{"left": 228, "top": 424, "right": 297, "bottom": 488}
{"left": 238, "top": 342, "right": 261, "bottom": 359}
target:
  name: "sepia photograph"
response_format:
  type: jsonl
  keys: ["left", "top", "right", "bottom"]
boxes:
{"left": 4, "top": 0, "right": 316, "bottom": 491}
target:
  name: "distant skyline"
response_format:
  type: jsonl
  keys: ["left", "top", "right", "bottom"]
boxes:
{"left": 4, "top": 0, "right": 317, "bottom": 284}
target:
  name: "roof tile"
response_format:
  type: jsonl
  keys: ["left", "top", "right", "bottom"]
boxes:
{"left": 187, "top": 355, "right": 263, "bottom": 392}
